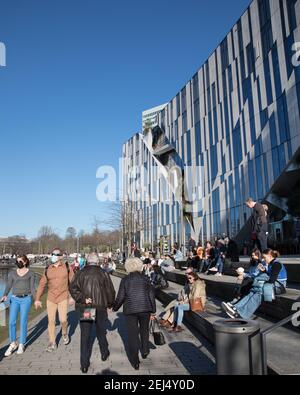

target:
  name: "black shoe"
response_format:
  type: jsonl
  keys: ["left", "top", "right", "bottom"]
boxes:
{"left": 81, "top": 367, "right": 89, "bottom": 374}
{"left": 133, "top": 362, "right": 139, "bottom": 370}
{"left": 141, "top": 352, "right": 149, "bottom": 359}
{"left": 101, "top": 351, "right": 110, "bottom": 361}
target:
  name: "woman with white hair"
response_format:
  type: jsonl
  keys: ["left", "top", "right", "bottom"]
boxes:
{"left": 113, "top": 257, "right": 156, "bottom": 370}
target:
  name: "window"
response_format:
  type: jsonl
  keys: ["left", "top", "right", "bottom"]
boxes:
{"left": 272, "top": 147, "right": 280, "bottom": 179}
{"left": 277, "top": 95, "right": 290, "bottom": 144}
{"left": 287, "top": 0, "right": 297, "bottom": 32}
{"left": 237, "top": 20, "right": 244, "bottom": 54}
{"left": 263, "top": 153, "right": 269, "bottom": 191}
{"left": 278, "top": 144, "right": 286, "bottom": 173}
{"left": 232, "top": 122, "right": 243, "bottom": 168}
{"left": 205, "top": 62, "right": 210, "bottom": 87}
{"left": 247, "top": 43, "right": 255, "bottom": 75}
{"left": 195, "top": 121, "right": 201, "bottom": 157}
{"left": 176, "top": 93, "right": 181, "bottom": 117}
{"left": 210, "top": 144, "right": 218, "bottom": 181}
{"left": 248, "top": 160, "right": 256, "bottom": 199}
{"left": 259, "top": 0, "right": 271, "bottom": 28}
{"left": 272, "top": 45, "right": 282, "bottom": 99}
{"left": 255, "top": 157, "right": 264, "bottom": 199}
{"left": 228, "top": 65, "right": 233, "bottom": 93}
{"left": 182, "top": 111, "right": 187, "bottom": 133}
{"left": 261, "top": 22, "right": 273, "bottom": 57}
{"left": 175, "top": 120, "right": 178, "bottom": 141}
{"left": 264, "top": 58, "right": 273, "bottom": 106}
{"left": 254, "top": 137, "right": 262, "bottom": 158}
{"left": 207, "top": 87, "right": 211, "bottom": 113}
{"left": 186, "top": 130, "right": 192, "bottom": 166}
{"left": 221, "top": 39, "right": 229, "bottom": 71}
{"left": 235, "top": 168, "right": 242, "bottom": 205}
{"left": 181, "top": 87, "right": 187, "bottom": 113}
{"left": 228, "top": 174, "right": 234, "bottom": 207}
{"left": 269, "top": 113, "right": 277, "bottom": 148}
{"left": 194, "top": 98, "right": 200, "bottom": 124}
{"left": 222, "top": 71, "right": 227, "bottom": 98}
{"left": 193, "top": 73, "right": 199, "bottom": 100}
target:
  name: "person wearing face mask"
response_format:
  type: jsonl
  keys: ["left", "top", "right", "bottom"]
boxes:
{"left": 0, "top": 255, "right": 36, "bottom": 356}
{"left": 35, "top": 248, "right": 74, "bottom": 353}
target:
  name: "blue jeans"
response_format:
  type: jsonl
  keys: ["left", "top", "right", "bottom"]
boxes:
{"left": 173, "top": 303, "right": 190, "bottom": 326}
{"left": 216, "top": 258, "right": 224, "bottom": 274}
{"left": 9, "top": 295, "right": 32, "bottom": 344}
{"left": 234, "top": 291, "right": 262, "bottom": 320}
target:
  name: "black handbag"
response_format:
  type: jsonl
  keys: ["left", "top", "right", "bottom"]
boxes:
{"left": 150, "top": 319, "right": 166, "bottom": 346}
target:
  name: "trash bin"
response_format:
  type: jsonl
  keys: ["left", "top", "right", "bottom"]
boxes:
{"left": 213, "top": 319, "right": 262, "bottom": 375}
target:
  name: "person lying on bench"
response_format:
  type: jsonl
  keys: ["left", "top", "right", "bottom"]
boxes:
{"left": 222, "top": 249, "right": 287, "bottom": 320}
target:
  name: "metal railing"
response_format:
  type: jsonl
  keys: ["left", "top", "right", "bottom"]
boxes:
{"left": 260, "top": 311, "right": 298, "bottom": 375}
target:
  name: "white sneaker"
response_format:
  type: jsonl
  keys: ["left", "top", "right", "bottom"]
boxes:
{"left": 4, "top": 342, "right": 18, "bottom": 357}
{"left": 215, "top": 273, "right": 222, "bottom": 276}
{"left": 209, "top": 267, "right": 218, "bottom": 272}
{"left": 222, "top": 302, "right": 237, "bottom": 316}
{"left": 17, "top": 344, "right": 25, "bottom": 355}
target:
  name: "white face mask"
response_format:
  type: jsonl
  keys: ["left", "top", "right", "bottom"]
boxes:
{"left": 51, "top": 256, "right": 59, "bottom": 264}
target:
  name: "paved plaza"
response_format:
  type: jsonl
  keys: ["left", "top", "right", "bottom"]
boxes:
{"left": 0, "top": 276, "right": 216, "bottom": 375}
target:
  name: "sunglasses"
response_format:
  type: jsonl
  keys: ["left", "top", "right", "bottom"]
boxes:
{"left": 52, "top": 253, "right": 62, "bottom": 257}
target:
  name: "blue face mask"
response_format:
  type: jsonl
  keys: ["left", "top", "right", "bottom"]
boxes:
{"left": 51, "top": 256, "right": 59, "bottom": 264}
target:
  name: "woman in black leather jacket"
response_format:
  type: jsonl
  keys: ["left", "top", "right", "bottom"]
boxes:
{"left": 113, "top": 257, "right": 156, "bottom": 370}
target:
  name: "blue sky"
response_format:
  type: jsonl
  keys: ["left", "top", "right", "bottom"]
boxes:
{"left": 0, "top": 0, "right": 250, "bottom": 239}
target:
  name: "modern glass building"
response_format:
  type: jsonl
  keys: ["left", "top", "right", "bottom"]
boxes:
{"left": 122, "top": 0, "right": 300, "bottom": 254}
{"left": 142, "top": 103, "right": 168, "bottom": 130}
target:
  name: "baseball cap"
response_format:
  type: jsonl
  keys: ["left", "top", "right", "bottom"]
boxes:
{"left": 236, "top": 267, "right": 245, "bottom": 274}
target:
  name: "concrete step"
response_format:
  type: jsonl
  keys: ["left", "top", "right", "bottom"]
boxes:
{"left": 163, "top": 270, "right": 300, "bottom": 322}
{"left": 173, "top": 258, "right": 300, "bottom": 283}
{"left": 113, "top": 270, "right": 300, "bottom": 375}
{"left": 154, "top": 280, "right": 300, "bottom": 375}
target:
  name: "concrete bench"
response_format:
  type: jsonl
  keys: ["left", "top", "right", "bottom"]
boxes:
{"left": 112, "top": 269, "right": 300, "bottom": 375}
{"left": 163, "top": 271, "right": 300, "bottom": 321}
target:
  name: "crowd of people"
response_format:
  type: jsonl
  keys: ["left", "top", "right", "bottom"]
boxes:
{"left": 0, "top": 198, "right": 289, "bottom": 372}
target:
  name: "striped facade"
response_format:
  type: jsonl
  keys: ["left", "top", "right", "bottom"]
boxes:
{"left": 122, "top": 0, "right": 300, "bottom": 253}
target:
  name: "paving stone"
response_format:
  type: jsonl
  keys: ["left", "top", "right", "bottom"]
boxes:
{"left": 0, "top": 276, "right": 216, "bottom": 375}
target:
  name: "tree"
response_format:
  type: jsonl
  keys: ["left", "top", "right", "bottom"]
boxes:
{"left": 65, "top": 227, "right": 77, "bottom": 253}
{"left": 37, "top": 226, "right": 62, "bottom": 254}
{"left": 65, "top": 227, "right": 77, "bottom": 239}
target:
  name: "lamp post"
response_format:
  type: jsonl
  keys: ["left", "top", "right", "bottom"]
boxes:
{"left": 77, "top": 230, "right": 84, "bottom": 254}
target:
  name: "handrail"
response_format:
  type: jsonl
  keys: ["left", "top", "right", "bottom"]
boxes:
{"left": 260, "top": 311, "right": 298, "bottom": 375}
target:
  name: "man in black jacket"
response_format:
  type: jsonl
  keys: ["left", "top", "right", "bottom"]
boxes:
{"left": 246, "top": 198, "right": 268, "bottom": 252}
{"left": 113, "top": 257, "right": 156, "bottom": 370}
{"left": 69, "top": 252, "right": 115, "bottom": 373}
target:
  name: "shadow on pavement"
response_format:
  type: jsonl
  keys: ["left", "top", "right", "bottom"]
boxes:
{"left": 96, "top": 368, "right": 120, "bottom": 375}
{"left": 111, "top": 313, "right": 156, "bottom": 365}
{"left": 168, "top": 341, "right": 216, "bottom": 375}
{"left": 24, "top": 315, "right": 49, "bottom": 348}
{"left": 56, "top": 310, "right": 79, "bottom": 345}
